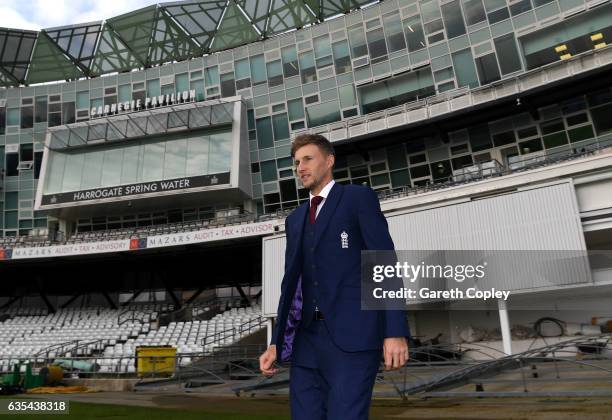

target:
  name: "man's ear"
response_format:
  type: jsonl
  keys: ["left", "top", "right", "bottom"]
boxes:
{"left": 327, "top": 153, "right": 335, "bottom": 170}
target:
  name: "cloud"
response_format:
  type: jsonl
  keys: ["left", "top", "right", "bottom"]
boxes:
{"left": 0, "top": 0, "right": 162, "bottom": 31}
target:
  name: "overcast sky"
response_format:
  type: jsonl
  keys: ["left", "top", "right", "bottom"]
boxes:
{"left": 0, "top": 0, "right": 163, "bottom": 31}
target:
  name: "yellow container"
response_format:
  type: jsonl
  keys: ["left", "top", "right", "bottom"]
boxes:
{"left": 135, "top": 346, "right": 177, "bottom": 377}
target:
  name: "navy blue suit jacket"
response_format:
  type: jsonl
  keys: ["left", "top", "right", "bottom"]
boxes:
{"left": 271, "top": 182, "right": 410, "bottom": 362}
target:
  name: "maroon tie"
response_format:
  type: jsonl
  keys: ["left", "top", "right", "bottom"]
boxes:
{"left": 309, "top": 196, "right": 324, "bottom": 224}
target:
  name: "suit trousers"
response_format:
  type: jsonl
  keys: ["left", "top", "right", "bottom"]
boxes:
{"left": 289, "top": 319, "right": 381, "bottom": 420}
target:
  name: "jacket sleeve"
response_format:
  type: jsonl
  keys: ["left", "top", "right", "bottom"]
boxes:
{"left": 269, "top": 216, "right": 292, "bottom": 346}
{"left": 357, "top": 187, "right": 411, "bottom": 339}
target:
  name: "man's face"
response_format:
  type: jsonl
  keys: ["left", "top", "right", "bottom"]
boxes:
{"left": 294, "top": 144, "right": 334, "bottom": 191}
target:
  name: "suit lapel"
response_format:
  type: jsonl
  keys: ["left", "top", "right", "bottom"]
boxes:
{"left": 286, "top": 202, "right": 309, "bottom": 272}
{"left": 313, "top": 182, "right": 343, "bottom": 249}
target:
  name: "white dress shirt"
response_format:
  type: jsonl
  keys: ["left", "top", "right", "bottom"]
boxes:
{"left": 309, "top": 179, "right": 335, "bottom": 219}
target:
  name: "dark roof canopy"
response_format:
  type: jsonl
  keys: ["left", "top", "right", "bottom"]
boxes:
{"left": 0, "top": 0, "right": 375, "bottom": 88}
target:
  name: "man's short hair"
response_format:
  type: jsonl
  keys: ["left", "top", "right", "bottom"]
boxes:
{"left": 291, "top": 133, "right": 335, "bottom": 158}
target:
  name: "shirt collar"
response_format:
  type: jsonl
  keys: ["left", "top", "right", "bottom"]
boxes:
{"left": 309, "top": 179, "right": 335, "bottom": 202}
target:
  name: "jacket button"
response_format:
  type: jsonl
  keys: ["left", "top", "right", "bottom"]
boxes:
{"left": 314, "top": 281, "right": 318, "bottom": 286}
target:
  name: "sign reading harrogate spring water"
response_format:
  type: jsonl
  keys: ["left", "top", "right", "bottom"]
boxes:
{"left": 90, "top": 90, "right": 197, "bottom": 118}
{"left": 41, "top": 172, "right": 231, "bottom": 205}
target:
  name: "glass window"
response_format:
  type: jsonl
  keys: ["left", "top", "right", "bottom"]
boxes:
{"left": 306, "top": 100, "right": 342, "bottom": 127}
{"left": 62, "top": 102, "right": 75, "bottom": 124}
{"left": 468, "top": 124, "right": 493, "bottom": 152}
{"left": 382, "top": 12, "right": 407, "bottom": 53}
{"left": 494, "top": 34, "right": 522, "bottom": 75}
{"left": 410, "top": 164, "right": 430, "bottom": 178}
{"left": 484, "top": 0, "right": 506, "bottom": 11}
{"left": 568, "top": 125, "right": 595, "bottom": 142}
{"left": 260, "top": 160, "right": 277, "bottom": 182}
{"left": 314, "top": 36, "right": 333, "bottom": 68}
{"left": 280, "top": 179, "right": 298, "bottom": 201}
{"left": 425, "top": 19, "right": 444, "bottom": 35}
{"left": 272, "top": 113, "right": 290, "bottom": 141}
{"left": 519, "top": 138, "right": 543, "bottom": 154}
{"left": 190, "top": 79, "right": 204, "bottom": 101}
{"left": 533, "top": 0, "right": 554, "bottom": 6}
{"left": 186, "top": 134, "right": 210, "bottom": 176}
{"left": 101, "top": 148, "right": 123, "bottom": 186}
{"left": 348, "top": 25, "right": 368, "bottom": 58}
{"left": 80, "top": 150, "right": 104, "bottom": 190}
{"left": 235, "top": 58, "right": 250, "bottom": 80}
{"left": 492, "top": 131, "right": 516, "bottom": 147}
{"left": 176, "top": 73, "right": 189, "bottom": 93}
{"left": 281, "top": 47, "right": 299, "bottom": 78}
{"left": 256, "top": 117, "right": 274, "bottom": 148}
{"left": 462, "top": 0, "right": 487, "bottom": 25}
{"left": 5, "top": 212, "right": 18, "bottom": 229}
{"left": 75, "top": 91, "right": 89, "bottom": 110}
{"left": 118, "top": 85, "right": 131, "bottom": 103}
{"left": 5, "top": 192, "right": 18, "bottom": 210}
{"left": 7, "top": 108, "right": 19, "bottom": 126}
{"left": 387, "top": 144, "right": 407, "bottom": 170}
{"left": 541, "top": 119, "right": 564, "bottom": 135}
{"left": 442, "top": 0, "right": 467, "bottom": 39}
{"left": 220, "top": 73, "right": 236, "bottom": 97}
{"left": 543, "top": 131, "right": 568, "bottom": 148}
{"left": 591, "top": 104, "right": 612, "bottom": 135}
{"left": 488, "top": 7, "right": 510, "bottom": 24}
{"left": 358, "top": 68, "right": 435, "bottom": 114}
{"left": 249, "top": 55, "right": 266, "bottom": 85}
{"left": 332, "top": 40, "right": 351, "bottom": 74}
{"left": 510, "top": 0, "right": 532, "bottom": 15}
{"left": 142, "top": 142, "right": 165, "bottom": 182}
{"left": 339, "top": 85, "right": 356, "bottom": 109}
{"left": 147, "top": 79, "right": 161, "bottom": 97}
{"left": 35, "top": 97, "right": 47, "bottom": 123}
{"left": 205, "top": 67, "right": 219, "bottom": 86}
{"left": 20, "top": 143, "right": 33, "bottom": 161}
{"left": 163, "top": 137, "right": 187, "bottom": 179}
{"left": 21, "top": 106, "right": 33, "bottom": 129}
{"left": 452, "top": 49, "right": 479, "bottom": 88}
{"left": 43, "top": 152, "right": 64, "bottom": 192}
{"left": 404, "top": 16, "right": 426, "bottom": 52}
{"left": 266, "top": 60, "right": 283, "bottom": 87}
{"left": 421, "top": 0, "right": 442, "bottom": 22}
{"left": 430, "top": 160, "right": 452, "bottom": 180}
{"left": 208, "top": 130, "right": 232, "bottom": 174}
{"left": 288, "top": 98, "right": 305, "bottom": 121}
{"left": 62, "top": 153, "right": 85, "bottom": 192}
{"left": 366, "top": 28, "right": 388, "bottom": 63}
{"left": 6, "top": 153, "right": 18, "bottom": 176}
{"left": 299, "top": 51, "right": 317, "bottom": 84}
{"left": 120, "top": 144, "right": 140, "bottom": 184}
{"left": 475, "top": 53, "right": 501, "bottom": 85}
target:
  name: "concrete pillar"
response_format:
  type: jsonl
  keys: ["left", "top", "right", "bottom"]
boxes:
{"left": 266, "top": 317, "right": 273, "bottom": 346}
{"left": 498, "top": 298, "right": 512, "bottom": 355}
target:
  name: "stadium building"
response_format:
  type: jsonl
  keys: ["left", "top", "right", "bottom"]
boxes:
{"left": 0, "top": 0, "right": 612, "bottom": 380}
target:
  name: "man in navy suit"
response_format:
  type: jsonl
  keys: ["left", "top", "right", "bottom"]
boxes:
{"left": 259, "top": 134, "right": 409, "bottom": 419}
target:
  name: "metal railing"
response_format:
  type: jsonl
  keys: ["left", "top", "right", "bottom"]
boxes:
{"left": 376, "top": 135, "right": 612, "bottom": 202}
{"left": 118, "top": 309, "right": 151, "bottom": 326}
{"left": 201, "top": 316, "right": 266, "bottom": 354}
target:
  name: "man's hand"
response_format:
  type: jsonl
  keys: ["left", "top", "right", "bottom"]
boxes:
{"left": 383, "top": 337, "right": 409, "bottom": 370}
{"left": 259, "top": 345, "right": 278, "bottom": 376}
